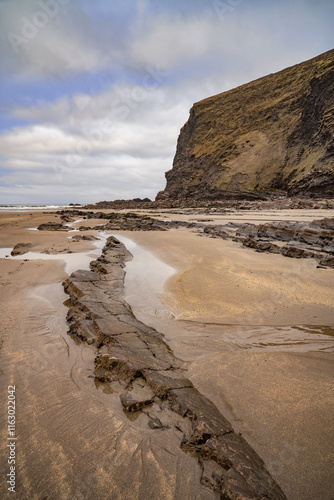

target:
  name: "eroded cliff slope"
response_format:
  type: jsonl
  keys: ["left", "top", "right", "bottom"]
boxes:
{"left": 157, "top": 50, "right": 334, "bottom": 202}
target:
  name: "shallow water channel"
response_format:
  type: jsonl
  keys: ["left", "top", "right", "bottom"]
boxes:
{"left": 113, "top": 234, "right": 334, "bottom": 356}
{"left": 0, "top": 232, "right": 108, "bottom": 275}
{"left": 113, "top": 234, "right": 176, "bottom": 320}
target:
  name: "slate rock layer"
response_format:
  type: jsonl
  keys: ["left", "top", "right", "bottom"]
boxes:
{"left": 63, "top": 236, "right": 287, "bottom": 499}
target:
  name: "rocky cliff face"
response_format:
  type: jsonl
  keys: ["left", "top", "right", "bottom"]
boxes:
{"left": 156, "top": 50, "right": 334, "bottom": 203}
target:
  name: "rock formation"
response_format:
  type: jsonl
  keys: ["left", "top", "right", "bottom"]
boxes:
{"left": 37, "top": 222, "right": 67, "bottom": 231}
{"left": 10, "top": 242, "right": 34, "bottom": 256}
{"left": 202, "top": 217, "right": 334, "bottom": 268}
{"left": 156, "top": 50, "right": 334, "bottom": 203}
{"left": 63, "top": 236, "right": 287, "bottom": 499}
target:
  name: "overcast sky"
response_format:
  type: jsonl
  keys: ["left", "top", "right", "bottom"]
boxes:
{"left": 0, "top": 0, "right": 333, "bottom": 204}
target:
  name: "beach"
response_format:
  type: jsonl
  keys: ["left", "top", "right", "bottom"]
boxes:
{"left": 0, "top": 209, "right": 333, "bottom": 500}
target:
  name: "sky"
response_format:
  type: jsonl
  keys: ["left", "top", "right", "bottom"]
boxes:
{"left": 0, "top": 0, "right": 333, "bottom": 204}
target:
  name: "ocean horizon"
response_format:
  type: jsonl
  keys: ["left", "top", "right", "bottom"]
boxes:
{"left": 0, "top": 204, "right": 82, "bottom": 212}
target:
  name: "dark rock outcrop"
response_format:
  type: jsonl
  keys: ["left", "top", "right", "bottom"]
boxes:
{"left": 37, "top": 222, "right": 67, "bottom": 231}
{"left": 203, "top": 217, "right": 334, "bottom": 267}
{"left": 70, "top": 234, "right": 98, "bottom": 241}
{"left": 84, "top": 198, "right": 153, "bottom": 210}
{"left": 10, "top": 242, "right": 34, "bottom": 256}
{"left": 62, "top": 236, "right": 287, "bottom": 499}
{"left": 156, "top": 50, "right": 334, "bottom": 204}
{"left": 56, "top": 210, "right": 196, "bottom": 231}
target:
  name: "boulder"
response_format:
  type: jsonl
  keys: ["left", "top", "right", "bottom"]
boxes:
{"left": 11, "top": 242, "right": 34, "bottom": 256}
{"left": 37, "top": 222, "right": 66, "bottom": 231}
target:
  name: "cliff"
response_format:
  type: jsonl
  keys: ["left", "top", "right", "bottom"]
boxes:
{"left": 156, "top": 50, "right": 334, "bottom": 203}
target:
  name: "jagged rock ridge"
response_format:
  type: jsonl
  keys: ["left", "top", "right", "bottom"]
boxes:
{"left": 63, "top": 236, "right": 287, "bottom": 499}
{"left": 156, "top": 50, "right": 334, "bottom": 203}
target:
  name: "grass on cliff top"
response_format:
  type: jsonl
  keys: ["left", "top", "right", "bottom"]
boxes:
{"left": 191, "top": 49, "right": 334, "bottom": 160}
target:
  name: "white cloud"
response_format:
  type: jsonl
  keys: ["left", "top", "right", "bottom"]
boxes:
{"left": 21, "top": 30, "right": 104, "bottom": 77}
{"left": 1, "top": 0, "right": 333, "bottom": 203}
{"left": 1, "top": 0, "right": 111, "bottom": 78}
{"left": 132, "top": 15, "right": 215, "bottom": 69}
{"left": 0, "top": 82, "right": 183, "bottom": 203}
{"left": 0, "top": 152, "right": 169, "bottom": 203}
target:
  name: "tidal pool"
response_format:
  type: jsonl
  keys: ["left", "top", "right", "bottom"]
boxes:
{"left": 0, "top": 232, "right": 107, "bottom": 275}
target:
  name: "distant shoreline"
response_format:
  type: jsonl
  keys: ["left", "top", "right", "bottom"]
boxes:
{"left": 0, "top": 204, "right": 79, "bottom": 212}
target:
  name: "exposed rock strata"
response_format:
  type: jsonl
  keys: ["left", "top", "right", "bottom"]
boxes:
{"left": 79, "top": 196, "right": 334, "bottom": 210}
{"left": 203, "top": 217, "right": 334, "bottom": 267}
{"left": 55, "top": 209, "right": 333, "bottom": 267}
{"left": 84, "top": 198, "right": 152, "bottom": 210}
{"left": 55, "top": 194, "right": 334, "bottom": 211}
{"left": 157, "top": 50, "right": 334, "bottom": 203}
{"left": 56, "top": 209, "right": 196, "bottom": 231}
{"left": 59, "top": 210, "right": 169, "bottom": 230}
{"left": 62, "top": 236, "right": 287, "bottom": 499}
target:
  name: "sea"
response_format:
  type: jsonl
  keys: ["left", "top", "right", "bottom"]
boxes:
{"left": 0, "top": 204, "right": 82, "bottom": 212}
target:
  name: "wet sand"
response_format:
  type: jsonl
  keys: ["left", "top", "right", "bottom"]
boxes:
{"left": 122, "top": 228, "right": 334, "bottom": 325}
{"left": 0, "top": 210, "right": 333, "bottom": 500}
{"left": 114, "top": 224, "right": 334, "bottom": 500}
{"left": 0, "top": 260, "right": 209, "bottom": 499}
{"left": 0, "top": 212, "right": 212, "bottom": 500}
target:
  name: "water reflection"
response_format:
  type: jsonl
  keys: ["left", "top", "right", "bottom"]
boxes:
{"left": 116, "top": 235, "right": 334, "bottom": 355}
{"left": 112, "top": 233, "right": 176, "bottom": 320}
{"left": 0, "top": 230, "right": 108, "bottom": 275}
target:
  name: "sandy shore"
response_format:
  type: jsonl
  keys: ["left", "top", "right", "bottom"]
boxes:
{"left": 0, "top": 210, "right": 333, "bottom": 500}
{"left": 123, "top": 228, "right": 334, "bottom": 325}
{"left": 115, "top": 223, "right": 334, "bottom": 500}
{"left": 0, "top": 212, "right": 212, "bottom": 500}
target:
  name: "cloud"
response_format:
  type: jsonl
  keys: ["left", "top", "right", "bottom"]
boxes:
{"left": 0, "top": 152, "right": 170, "bottom": 203}
{"left": 0, "top": 0, "right": 333, "bottom": 203}
{"left": 132, "top": 15, "right": 215, "bottom": 69}
{"left": 1, "top": 2, "right": 106, "bottom": 79}
{"left": 0, "top": 81, "right": 184, "bottom": 203}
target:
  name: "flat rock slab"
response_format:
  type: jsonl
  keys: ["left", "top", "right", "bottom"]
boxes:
{"left": 71, "top": 234, "right": 98, "bottom": 241}
{"left": 202, "top": 434, "right": 285, "bottom": 499}
{"left": 168, "top": 387, "right": 233, "bottom": 436}
{"left": 120, "top": 391, "right": 154, "bottom": 412}
{"left": 142, "top": 369, "right": 194, "bottom": 398}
